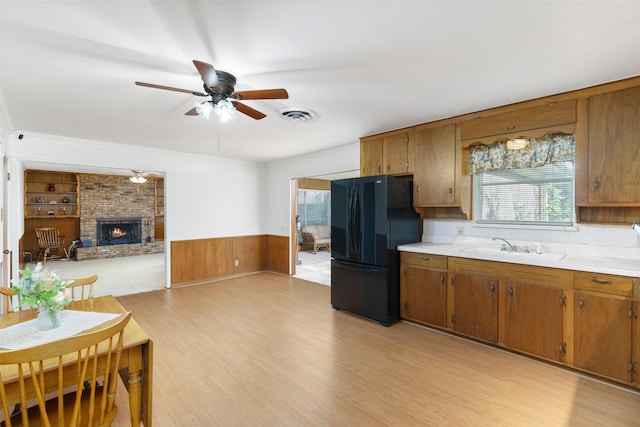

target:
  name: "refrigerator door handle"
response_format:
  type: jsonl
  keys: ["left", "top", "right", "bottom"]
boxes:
{"left": 349, "top": 185, "right": 360, "bottom": 257}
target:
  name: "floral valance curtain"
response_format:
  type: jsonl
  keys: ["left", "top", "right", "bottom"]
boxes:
{"left": 469, "top": 133, "right": 575, "bottom": 175}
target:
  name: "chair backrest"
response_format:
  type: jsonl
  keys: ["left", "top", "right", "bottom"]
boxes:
{"left": 0, "top": 287, "right": 21, "bottom": 313}
{"left": 301, "top": 225, "right": 318, "bottom": 239}
{"left": 34, "top": 227, "right": 61, "bottom": 247}
{"left": 62, "top": 274, "right": 99, "bottom": 301}
{"left": 0, "top": 312, "right": 131, "bottom": 427}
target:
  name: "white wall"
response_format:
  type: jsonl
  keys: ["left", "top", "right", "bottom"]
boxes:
{"left": 265, "top": 143, "right": 360, "bottom": 237}
{"left": 4, "top": 131, "right": 268, "bottom": 285}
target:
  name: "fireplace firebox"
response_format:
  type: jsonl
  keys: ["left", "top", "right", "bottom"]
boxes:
{"left": 96, "top": 217, "right": 142, "bottom": 246}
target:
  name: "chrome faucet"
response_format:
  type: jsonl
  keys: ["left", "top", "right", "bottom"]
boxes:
{"left": 493, "top": 237, "right": 516, "bottom": 252}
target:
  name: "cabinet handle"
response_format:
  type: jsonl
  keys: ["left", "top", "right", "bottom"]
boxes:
{"left": 420, "top": 257, "right": 430, "bottom": 261}
{"left": 593, "top": 177, "right": 599, "bottom": 190}
{"left": 505, "top": 126, "right": 516, "bottom": 130}
{"left": 448, "top": 187, "right": 453, "bottom": 194}
{"left": 559, "top": 342, "right": 567, "bottom": 354}
{"left": 508, "top": 286, "right": 514, "bottom": 297}
{"left": 439, "top": 274, "right": 445, "bottom": 284}
{"left": 489, "top": 283, "right": 496, "bottom": 293}
{"left": 591, "top": 277, "right": 613, "bottom": 285}
{"left": 578, "top": 297, "right": 585, "bottom": 313}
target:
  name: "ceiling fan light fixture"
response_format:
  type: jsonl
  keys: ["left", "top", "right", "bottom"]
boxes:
{"left": 213, "top": 99, "right": 236, "bottom": 123}
{"left": 129, "top": 170, "right": 147, "bottom": 184}
{"left": 129, "top": 175, "right": 147, "bottom": 184}
{"left": 195, "top": 101, "right": 214, "bottom": 120}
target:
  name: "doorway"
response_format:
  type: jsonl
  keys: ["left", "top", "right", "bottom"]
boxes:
{"left": 291, "top": 170, "right": 359, "bottom": 285}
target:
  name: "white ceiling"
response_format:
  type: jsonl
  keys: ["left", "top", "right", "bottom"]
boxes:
{"left": 2, "top": 1, "right": 640, "bottom": 164}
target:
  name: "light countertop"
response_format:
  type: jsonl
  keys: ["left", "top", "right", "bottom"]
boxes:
{"left": 398, "top": 241, "right": 640, "bottom": 278}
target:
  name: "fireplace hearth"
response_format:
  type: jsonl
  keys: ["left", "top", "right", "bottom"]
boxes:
{"left": 96, "top": 217, "right": 142, "bottom": 246}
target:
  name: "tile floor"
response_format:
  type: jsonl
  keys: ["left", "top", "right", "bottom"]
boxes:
{"left": 294, "top": 248, "right": 330, "bottom": 286}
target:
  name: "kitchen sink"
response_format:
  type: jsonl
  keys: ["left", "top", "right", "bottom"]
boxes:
{"left": 460, "top": 246, "right": 566, "bottom": 261}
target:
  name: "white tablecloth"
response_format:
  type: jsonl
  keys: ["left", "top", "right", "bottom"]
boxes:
{"left": 0, "top": 310, "right": 120, "bottom": 350}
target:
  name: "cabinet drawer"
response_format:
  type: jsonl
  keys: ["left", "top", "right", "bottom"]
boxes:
{"left": 460, "top": 99, "right": 576, "bottom": 141}
{"left": 574, "top": 272, "right": 634, "bottom": 296}
{"left": 401, "top": 252, "right": 448, "bottom": 270}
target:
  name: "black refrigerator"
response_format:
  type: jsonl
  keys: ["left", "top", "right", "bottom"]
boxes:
{"left": 331, "top": 175, "right": 421, "bottom": 326}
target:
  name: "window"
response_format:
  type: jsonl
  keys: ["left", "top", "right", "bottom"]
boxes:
{"left": 471, "top": 133, "right": 575, "bottom": 226}
{"left": 474, "top": 161, "right": 574, "bottom": 225}
{"left": 297, "top": 190, "right": 330, "bottom": 229}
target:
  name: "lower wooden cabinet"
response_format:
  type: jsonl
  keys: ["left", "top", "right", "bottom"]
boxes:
{"left": 400, "top": 252, "right": 640, "bottom": 389}
{"left": 451, "top": 273, "right": 498, "bottom": 343}
{"left": 401, "top": 265, "right": 447, "bottom": 327}
{"left": 400, "top": 252, "right": 448, "bottom": 328}
{"left": 504, "top": 281, "right": 565, "bottom": 362}
{"left": 573, "top": 290, "right": 634, "bottom": 383}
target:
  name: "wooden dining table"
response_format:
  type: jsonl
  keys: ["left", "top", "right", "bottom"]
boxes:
{"left": 0, "top": 295, "right": 153, "bottom": 427}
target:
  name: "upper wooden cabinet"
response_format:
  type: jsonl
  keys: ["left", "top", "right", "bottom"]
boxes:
{"left": 24, "top": 170, "right": 80, "bottom": 218}
{"left": 586, "top": 86, "right": 640, "bottom": 204}
{"left": 360, "top": 130, "right": 413, "bottom": 176}
{"left": 413, "top": 124, "right": 456, "bottom": 206}
{"left": 360, "top": 136, "right": 383, "bottom": 176}
{"left": 460, "top": 99, "right": 576, "bottom": 141}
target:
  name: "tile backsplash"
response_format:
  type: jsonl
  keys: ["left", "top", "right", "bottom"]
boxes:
{"left": 424, "top": 220, "right": 640, "bottom": 260}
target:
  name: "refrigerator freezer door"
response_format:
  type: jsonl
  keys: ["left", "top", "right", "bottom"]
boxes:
{"left": 330, "top": 259, "right": 396, "bottom": 326}
{"left": 331, "top": 176, "right": 391, "bottom": 267}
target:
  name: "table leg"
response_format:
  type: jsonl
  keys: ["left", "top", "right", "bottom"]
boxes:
{"left": 128, "top": 346, "right": 143, "bottom": 427}
{"left": 142, "top": 340, "right": 154, "bottom": 427}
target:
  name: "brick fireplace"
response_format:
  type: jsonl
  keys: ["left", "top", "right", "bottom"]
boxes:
{"left": 97, "top": 217, "right": 143, "bottom": 246}
{"left": 76, "top": 174, "right": 163, "bottom": 260}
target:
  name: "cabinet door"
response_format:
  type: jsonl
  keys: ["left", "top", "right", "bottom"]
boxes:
{"left": 504, "top": 281, "right": 564, "bottom": 362}
{"left": 360, "top": 137, "right": 383, "bottom": 176}
{"left": 574, "top": 291, "right": 633, "bottom": 382}
{"left": 401, "top": 265, "right": 447, "bottom": 327}
{"left": 588, "top": 86, "right": 640, "bottom": 203}
{"left": 460, "top": 99, "right": 576, "bottom": 141}
{"left": 633, "top": 304, "right": 639, "bottom": 386}
{"left": 451, "top": 273, "right": 498, "bottom": 343}
{"left": 384, "top": 131, "right": 411, "bottom": 175}
{"left": 414, "top": 124, "right": 456, "bottom": 206}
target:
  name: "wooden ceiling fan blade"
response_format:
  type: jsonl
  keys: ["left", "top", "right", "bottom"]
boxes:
{"left": 193, "top": 60, "right": 221, "bottom": 90}
{"left": 185, "top": 106, "right": 199, "bottom": 116}
{"left": 232, "top": 101, "right": 266, "bottom": 120}
{"left": 232, "top": 88, "right": 289, "bottom": 100}
{"left": 135, "top": 81, "right": 207, "bottom": 97}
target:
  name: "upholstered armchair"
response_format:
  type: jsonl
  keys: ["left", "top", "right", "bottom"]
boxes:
{"left": 301, "top": 224, "right": 331, "bottom": 254}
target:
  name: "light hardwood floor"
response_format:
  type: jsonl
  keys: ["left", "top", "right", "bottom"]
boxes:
{"left": 113, "top": 272, "right": 640, "bottom": 426}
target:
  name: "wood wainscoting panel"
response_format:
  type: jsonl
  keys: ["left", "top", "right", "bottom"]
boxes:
{"left": 171, "top": 235, "right": 268, "bottom": 285}
{"left": 266, "top": 234, "right": 290, "bottom": 275}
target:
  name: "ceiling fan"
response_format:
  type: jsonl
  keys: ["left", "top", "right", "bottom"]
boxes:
{"left": 129, "top": 170, "right": 158, "bottom": 184}
{"left": 135, "top": 60, "right": 289, "bottom": 121}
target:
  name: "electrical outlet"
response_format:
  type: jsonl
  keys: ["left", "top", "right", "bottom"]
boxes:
{"left": 456, "top": 226, "right": 464, "bottom": 236}
{"left": 234, "top": 259, "right": 240, "bottom": 267}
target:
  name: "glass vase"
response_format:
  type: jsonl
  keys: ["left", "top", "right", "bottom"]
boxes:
{"left": 37, "top": 307, "right": 61, "bottom": 331}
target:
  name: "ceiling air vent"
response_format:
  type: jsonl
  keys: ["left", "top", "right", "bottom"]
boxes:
{"left": 279, "top": 107, "right": 316, "bottom": 123}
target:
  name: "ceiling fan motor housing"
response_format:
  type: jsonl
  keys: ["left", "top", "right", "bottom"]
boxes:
{"left": 204, "top": 70, "right": 237, "bottom": 104}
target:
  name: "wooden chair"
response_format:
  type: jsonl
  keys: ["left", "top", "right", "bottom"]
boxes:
{"left": 62, "top": 274, "right": 99, "bottom": 301}
{"left": 0, "top": 287, "right": 21, "bottom": 313}
{"left": 0, "top": 312, "right": 131, "bottom": 427}
{"left": 34, "top": 227, "right": 70, "bottom": 263}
